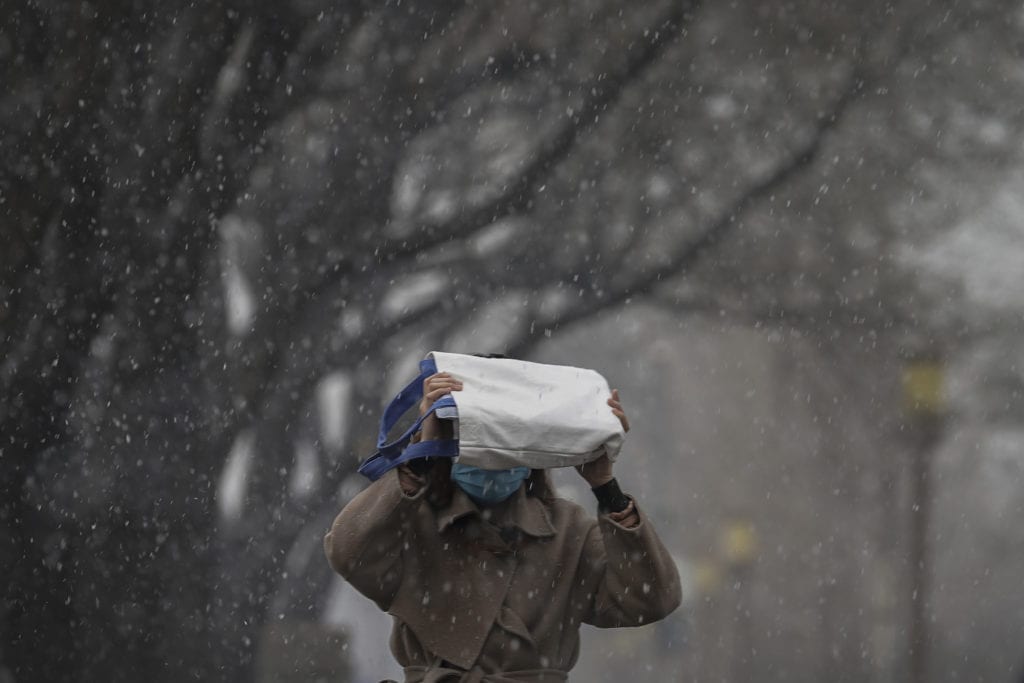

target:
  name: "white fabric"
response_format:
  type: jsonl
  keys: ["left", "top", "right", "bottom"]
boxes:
{"left": 427, "top": 351, "right": 625, "bottom": 470}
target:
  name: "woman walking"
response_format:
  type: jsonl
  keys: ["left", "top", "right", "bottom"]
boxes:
{"left": 324, "top": 369, "right": 681, "bottom": 681}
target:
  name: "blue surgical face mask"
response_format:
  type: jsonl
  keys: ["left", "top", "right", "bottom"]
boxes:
{"left": 450, "top": 463, "right": 530, "bottom": 505}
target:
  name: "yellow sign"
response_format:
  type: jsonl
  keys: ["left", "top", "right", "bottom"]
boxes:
{"left": 721, "top": 521, "right": 757, "bottom": 566}
{"left": 902, "top": 360, "right": 945, "bottom": 415}
{"left": 694, "top": 559, "right": 722, "bottom": 595}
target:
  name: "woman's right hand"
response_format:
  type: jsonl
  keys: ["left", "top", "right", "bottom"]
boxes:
{"left": 418, "top": 372, "right": 462, "bottom": 441}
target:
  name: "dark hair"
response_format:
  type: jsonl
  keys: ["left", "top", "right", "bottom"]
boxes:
{"left": 524, "top": 468, "right": 556, "bottom": 503}
{"left": 424, "top": 457, "right": 455, "bottom": 509}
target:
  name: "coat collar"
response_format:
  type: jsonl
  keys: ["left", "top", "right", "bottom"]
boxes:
{"left": 436, "top": 484, "right": 556, "bottom": 539}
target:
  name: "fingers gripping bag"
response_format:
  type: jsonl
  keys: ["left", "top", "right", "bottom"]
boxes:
{"left": 358, "top": 352, "right": 626, "bottom": 480}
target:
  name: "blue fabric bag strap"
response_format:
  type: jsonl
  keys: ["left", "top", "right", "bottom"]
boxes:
{"left": 358, "top": 357, "right": 459, "bottom": 480}
{"left": 375, "top": 357, "right": 437, "bottom": 457}
{"left": 358, "top": 436, "right": 459, "bottom": 481}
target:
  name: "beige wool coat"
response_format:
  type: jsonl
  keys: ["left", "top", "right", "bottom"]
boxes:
{"left": 323, "top": 468, "right": 682, "bottom": 682}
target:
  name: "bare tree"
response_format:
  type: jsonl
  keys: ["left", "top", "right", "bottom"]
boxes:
{"left": 3, "top": 0, "right": 1023, "bottom": 681}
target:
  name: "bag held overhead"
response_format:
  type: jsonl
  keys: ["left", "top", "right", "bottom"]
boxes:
{"left": 358, "top": 352, "right": 626, "bottom": 480}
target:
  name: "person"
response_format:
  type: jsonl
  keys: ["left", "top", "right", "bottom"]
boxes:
{"left": 324, "top": 367, "right": 681, "bottom": 682}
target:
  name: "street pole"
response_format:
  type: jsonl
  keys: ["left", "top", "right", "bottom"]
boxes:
{"left": 901, "top": 358, "right": 945, "bottom": 683}
{"left": 722, "top": 519, "right": 757, "bottom": 683}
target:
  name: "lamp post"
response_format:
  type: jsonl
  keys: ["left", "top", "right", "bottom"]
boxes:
{"left": 692, "top": 558, "right": 723, "bottom": 682}
{"left": 901, "top": 356, "right": 945, "bottom": 683}
{"left": 721, "top": 518, "right": 757, "bottom": 683}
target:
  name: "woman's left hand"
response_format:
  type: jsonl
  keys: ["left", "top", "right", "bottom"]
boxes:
{"left": 576, "top": 389, "right": 629, "bottom": 488}
{"left": 608, "top": 388, "right": 630, "bottom": 433}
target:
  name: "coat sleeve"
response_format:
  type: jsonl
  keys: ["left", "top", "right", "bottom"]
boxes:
{"left": 580, "top": 499, "right": 683, "bottom": 628}
{"left": 323, "top": 468, "right": 426, "bottom": 610}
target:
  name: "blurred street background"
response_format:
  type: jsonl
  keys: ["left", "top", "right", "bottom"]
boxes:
{"left": 3, "top": 0, "right": 1024, "bottom": 681}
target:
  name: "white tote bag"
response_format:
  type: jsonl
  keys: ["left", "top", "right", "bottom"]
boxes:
{"left": 359, "top": 352, "right": 625, "bottom": 479}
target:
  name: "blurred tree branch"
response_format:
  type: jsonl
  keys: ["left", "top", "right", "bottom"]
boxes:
{"left": 4, "top": 0, "right": 1022, "bottom": 681}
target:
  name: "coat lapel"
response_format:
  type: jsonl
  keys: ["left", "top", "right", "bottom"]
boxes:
{"left": 391, "top": 486, "right": 555, "bottom": 669}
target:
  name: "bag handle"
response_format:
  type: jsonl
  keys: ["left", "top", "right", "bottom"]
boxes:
{"left": 375, "top": 357, "right": 436, "bottom": 456}
{"left": 357, "top": 436, "right": 459, "bottom": 481}
{"left": 358, "top": 356, "right": 459, "bottom": 480}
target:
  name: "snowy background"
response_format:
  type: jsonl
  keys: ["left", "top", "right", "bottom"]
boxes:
{"left": 3, "top": 0, "right": 1024, "bottom": 681}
